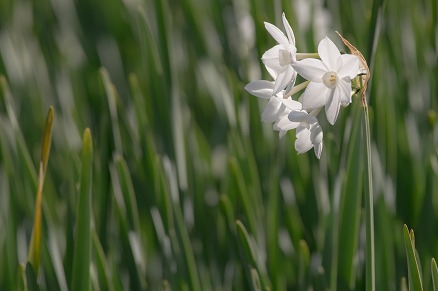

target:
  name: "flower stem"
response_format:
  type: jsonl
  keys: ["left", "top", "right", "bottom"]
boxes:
{"left": 363, "top": 100, "right": 375, "bottom": 291}
{"left": 296, "top": 53, "right": 319, "bottom": 60}
{"left": 283, "top": 81, "right": 309, "bottom": 98}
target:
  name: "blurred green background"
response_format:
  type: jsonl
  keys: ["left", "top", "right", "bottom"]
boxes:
{"left": 0, "top": 0, "right": 437, "bottom": 290}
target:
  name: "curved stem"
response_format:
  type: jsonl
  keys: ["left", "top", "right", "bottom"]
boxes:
{"left": 363, "top": 102, "right": 375, "bottom": 291}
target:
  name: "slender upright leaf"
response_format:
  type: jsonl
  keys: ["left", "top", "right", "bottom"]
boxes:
{"left": 431, "top": 258, "right": 438, "bottom": 291}
{"left": 71, "top": 129, "right": 93, "bottom": 291}
{"left": 28, "top": 106, "right": 54, "bottom": 274}
{"left": 403, "top": 225, "right": 423, "bottom": 291}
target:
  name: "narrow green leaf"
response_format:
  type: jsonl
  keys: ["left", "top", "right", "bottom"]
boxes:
{"left": 71, "top": 128, "right": 93, "bottom": 291}
{"left": 229, "top": 157, "right": 257, "bottom": 236}
{"left": 431, "top": 258, "right": 438, "bottom": 291}
{"left": 46, "top": 232, "right": 68, "bottom": 291}
{"left": 160, "top": 157, "right": 201, "bottom": 290}
{"left": 1, "top": 76, "right": 37, "bottom": 200}
{"left": 311, "top": 265, "right": 327, "bottom": 291}
{"left": 28, "top": 106, "right": 54, "bottom": 274}
{"left": 113, "top": 156, "right": 140, "bottom": 231}
{"left": 100, "top": 67, "right": 123, "bottom": 154}
{"left": 92, "top": 231, "right": 118, "bottom": 291}
{"left": 219, "top": 194, "right": 235, "bottom": 232}
{"left": 25, "top": 262, "right": 39, "bottom": 291}
{"left": 173, "top": 202, "right": 201, "bottom": 291}
{"left": 40, "top": 106, "right": 54, "bottom": 174}
{"left": 109, "top": 155, "right": 146, "bottom": 289}
{"left": 298, "top": 240, "right": 310, "bottom": 289}
{"left": 235, "top": 220, "right": 270, "bottom": 290}
{"left": 250, "top": 268, "right": 262, "bottom": 291}
{"left": 17, "top": 263, "right": 26, "bottom": 291}
{"left": 401, "top": 277, "right": 408, "bottom": 291}
{"left": 266, "top": 165, "right": 280, "bottom": 290}
{"left": 339, "top": 101, "right": 363, "bottom": 288}
{"left": 403, "top": 225, "right": 423, "bottom": 291}
{"left": 162, "top": 280, "right": 171, "bottom": 291}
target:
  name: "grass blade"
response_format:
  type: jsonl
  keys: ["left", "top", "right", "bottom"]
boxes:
{"left": 339, "top": 102, "right": 363, "bottom": 288}
{"left": 432, "top": 258, "right": 438, "bottom": 291}
{"left": 228, "top": 157, "right": 257, "bottom": 236}
{"left": 71, "top": 128, "right": 93, "bottom": 291}
{"left": 100, "top": 68, "right": 123, "bottom": 155}
{"left": 92, "top": 231, "right": 119, "bottom": 291}
{"left": 25, "top": 262, "right": 39, "bottom": 291}
{"left": 403, "top": 225, "right": 423, "bottom": 291}
{"left": 298, "top": 240, "right": 310, "bottom": 290}
{"left": 235, "top": 220, "right": 270, "bottom": 290}
{"left": 28, "top": 106, "right": 54, "bottom": 274}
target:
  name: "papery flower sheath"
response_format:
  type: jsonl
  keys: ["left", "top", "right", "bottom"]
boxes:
{"left": 292, "top": 37, "right": 360, "bottom": 125}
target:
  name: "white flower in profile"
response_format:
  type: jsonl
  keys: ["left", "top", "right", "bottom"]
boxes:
{"left": 292, "top": 37, "right": 360, "bottom": 125}
{"left": 245, "top": 73, "right": 324, "bottom": 159}
{"left": 263, "top": 97, "right": 323, "bottom": 159}
{"left": 288, "top": 109, "right": 323, "bottom": 159}
{"left": 262, "top": 13, "right": 297, "bottom": 95}
{"left": 244, "top": 79, "right": 289, "bottom": 123}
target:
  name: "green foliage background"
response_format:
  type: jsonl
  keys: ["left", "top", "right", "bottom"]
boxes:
{"left": 0, "top": 0, "right": 437, "bottom": 290}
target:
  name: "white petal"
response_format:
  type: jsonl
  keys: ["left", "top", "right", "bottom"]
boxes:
{"left": 262, "top": 45, "right": 282, "bottom": 69}
{"left": 284, "top": 70, "right": 298, "bottom": 93}
{"left": 266, "top": 66, "right": 278, "bottom": 80}
{"left": 279, "top": 49, "right": 292, "bottom": 66}
{"left": 288, "top": 110, "right": 316, "bottom": 124}
{"left": 282, "top": 12, "right": 295, "bottom": 45}
{"left": 310, "top": 123, "right": 323, "bottom": 144}
{"left": 292, "top": 59, "right": 326, "bottom": 82}
{"left": 313, "top": 142, "right": 323, "bottom": 159}
{"left": 338, "top": 54, "right": 360, "bottom": 79}
{"left": 275, "top": 114, "right": 300, "bottom": 131}
{"left": 301, "top": 82, "right": 328, "bottom": 110}
{"left": 262, "top": 97, "right": 286, "bottom": 122}
{"left": 337, "top": 78, "right": 352, "bottom": 105}
{"left": 281, "top": 97, "right": 302, "bottom": 110}
{"left": 318, "top": 37, "right": 341, "bottom": 71}
{"left": 264, "top": 22, "right": 289, "bottom": 48}
{"left": 311, "top": 123, "right": 323, "bottom": 159}
{"left": 295, "top": 126, "right": 313, "bottom": 153}
{"left": 325, "top": 87, "right": 341, "bottom": 125}
{"left": 244, "top": 80, "right": 274, "bottom": 99}
{"left": 273, "top": 66, "right": 295, "bottom": 95}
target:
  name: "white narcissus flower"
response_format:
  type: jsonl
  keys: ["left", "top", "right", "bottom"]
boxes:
{"left": 244, "top": 80, "right": 289, "bottom": 123}
{"left": 245, "top": 79, "right": 324, "bottom": 159}
{"left": 288, "top": 109, "right": 323, "bottom": 159}
{"left": 262, "top": 13, "right": 297, "bottom": 95}
{"left": 292, "top": 37, "right": 360, "bottom": 125}
{"left": 275, "top": 100, "right": 323, "bottom": 159}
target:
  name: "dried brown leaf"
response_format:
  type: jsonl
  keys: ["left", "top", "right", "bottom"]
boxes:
{"left": 336, "top": 31, "right": 370, "bottom": 106}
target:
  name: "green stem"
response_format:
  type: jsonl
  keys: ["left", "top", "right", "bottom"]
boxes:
{"left": 296, "top": 53, "right": 319, "bottom": 60}
{"left": 363, "top": 103, "right": 375, "bottom": 291}
{"left": 283, "top": 81, "right": 309, "bottom": 98}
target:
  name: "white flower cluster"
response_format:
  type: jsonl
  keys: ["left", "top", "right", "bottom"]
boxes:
{"left": 245, "top": 13, "right": 360, "bottom": 159}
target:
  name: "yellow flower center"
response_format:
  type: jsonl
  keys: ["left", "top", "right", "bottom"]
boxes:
{"left": 322, "top": 71, "right": 337, "bottom": 89}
